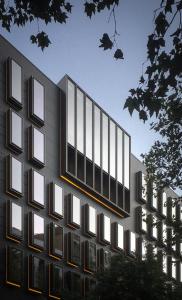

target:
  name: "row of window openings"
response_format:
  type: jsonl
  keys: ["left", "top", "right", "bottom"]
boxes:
{"left": 6, "top": 246, "right": 97, "bottom": 298}
{"left": 137, "top": 172, "right": 182, "bottom": 219}
{"left": 7, "top": 58, "right": 45, "bottom": 126}
{"left": 67, "top": 80, "right": 130, "bottom": 189}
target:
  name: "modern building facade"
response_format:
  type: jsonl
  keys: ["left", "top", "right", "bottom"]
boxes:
{"left": 0, "top": 35, "right": 181, "bottom": 300}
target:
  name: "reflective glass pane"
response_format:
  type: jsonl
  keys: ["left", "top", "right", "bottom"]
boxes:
{"left": 163, "top": 255, "right": 167, "bottom": 273}
{"left": 7, "top": 247, "right": 22, "bottom": 285}
{"left": 130, "top": 232, "right": 136, "bottom": 253}
{"left": 162, "top": 192, "right": 167, "bottom": 216}
{"left": 11, "top": 111, "right": 22, "bottom": 148}
{"left": 141, "top": 240, "right": 147, "bottom": 260}
{"left": 117, "top": 128, "right": 123, "bottom": 184}
{"left": 72, "top": 196, "right": 80, "bottom": 226}
{"left": 33, "top": 128, "right": 44, "bottom": 164}
{"left": 50, "top": 264, "right": 63, "bottom": 296}
{"left": 172, "top": 258, "right": 176, "bottom": 279}
{"left": 11, "top": 60, "right": 21, "bottom": 103}
{"left": 117, "top": 223, "right": 123, "bottom": 249}
{"left": 89, "top": 206, "right": 96, "bottom": 235}
{"left": 172, "top": 199, "right": 176, "bottom": 219}
{"left": 76, "top": 88, "right": 84, "bottom": 153}
{"left": 124, "top": 134, "right": 130, "bottom": 189}
{"left": 110, "top": 121, "right": 116, "bottom": 178}
{"left": 11, "top": 156, "right": 22, "bottom": 194}
{"left": 94, "top": 106, "right": 100, "bottom": 166}
{"left": 67, "top": 80, "right": 75, "bottom": 146}
{"left": 152, "top": 216, "right": 157, "bottom": 239}
{"left": 11, "top": 202, "right": 22, "bottom": 237}
{"left": 33, "top": 214, "right": 44, "bottom": 248}
{"left": 53, "top": 224, "right": 63, "bottom": 257}
{"left": 102, "top": 114, "right": 108, "bottom": 172}
{"left": 142, "top": 173, "right": 147, "bottom": 201}
{"left": 54, "top": 184, "right": 63, "bottom": 216}
{"left": 32, "top": 256, "right": 44, "bottom": 291}
{"left": 71, "top": 233, "right": 80, "bottom": 266}
{"left": 104, "top": 215, "right": 110, "bottom": 243}
{"left": 180, "top": 262, "right": 182, "bottom": 282}
{"left": 141, "top": 208, "right": 147, "bottom": 232}
{"left": 87, "top": 242, "right": 96, "bottom": 272}
{"left": 86, "top": 97, "right": 92, "bottom": 160}
{"left": 33, "top": 79, "right": 44, "bottom": 121}
{"left": 33, "top": 171, "right": 44, "bottom": 206}
{"left": 152, "top": 183, "right": 157, "bottom": 209}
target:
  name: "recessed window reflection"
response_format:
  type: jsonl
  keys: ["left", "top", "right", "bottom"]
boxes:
{"left": 141, "top": 240, "right": 147, "bottom": 260}
{"left": 130, "top": 232, "right": 136, "bottom": 254}
{"left": 32, "top": 127, "right": 45, "bottom": 165}
{"left": 30, "top": 170, "right": 45, "bottom": 207}
{"left": 162, "top": 192, "right": 167, "bottom": 216}
{"left": 142, "top": 173, "right": 147, "bottom": 201}
{"left": 9, "top": 59, "right": 22, "bottom": 106}
{"left": 152, "top": 182, "right": 158, "bottom": 209}
{"left": 29, "top": 255, "right": 45, "bottom": 292}
{"left": 94, "top": 106, "right": 101, "bottom": 166}
{"left": 124, "top": 133, "right": 130, "bottom": 189}
{"left": 31, "top": 78, "right": 45, "bottom": 124}
{"left": 141, "top": 207, "right": 147, "bottom": 232}
{"left": 88, "top": 205, "right": 96, "bottom": 235}
{"left": 7, "top": 155, "right": 22, "bottom": 197}
{"left": 68, "top": 80, "right": 75, "bottom": 146}
{"left": 32, "top": 213, "right": 45, "bottom": 249}
{"left": 151, "top": 216, "right": 158, "bottom": 239}
{"left": 51, "top": 183, "right": 63, "bottom": 218}
{"left": 7, "top": 109, "right": 22, "bottom": 152}
{"left": 49, "top": 264, "right": 63, "bottom": 298}
{"left": 68, "top": 195, "right": 80, "bottom": 227}
{"left": 102, "top": 113, "right": 108, "bottom": 173}
{"left": 84, "top": 241, "right": 96, "bottom": 273}
{"left": 100, "top": 214, "right": 110, "bottom": 244}
{"left": 8, "top": 201, "right": 22, "bottom": 239}
{"left": 50, "top": 223, "right": 63, "bottom": 258}
{"left": 117, "top": 128, "right": 123, "bottom": 184}
{"left": 67, "top": 232, "right": 81, "bottom": 266}
{"left": 6, "top": 246, "right": 22, "bottom": 287}
{"left": 110, "top": 121, "right": 116, "bottom": 178}
{"left": 77, "top": 88, "right": 84, "bottom": 153}
{"left": 117, "top": 223, "right": 124, "bottom": 250}
{"left": 86, "top": 97, "right": 92, "bottom": 160}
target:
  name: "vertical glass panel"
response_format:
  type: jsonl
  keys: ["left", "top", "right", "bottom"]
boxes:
{"left": 11, "top": 60, "right": 22, "bottom": 104}
{"left": 102, "top": 113, "right": 108, "bottom": 173}
{"left": 171, "top": 258, "right": 176, "bottom": 279}
{"left": 33, "top": 79, "right": 44, "bottom": 121}
{"left": 124, "top": 133, "right": 130, "bottom": 189}
{"left": 32, "top": 256, "right": 45, "bottom": 291}
{"left": 152, "top": 216, "right": 157, "bottom": 239}
{"left": 11, "top": 202, "right": 22, "bottom": 238}
{"left": 141, "top": 207, "right": 147, "bottom": 232}
{"left": 94, "top": 106, "right": 101, "bottom": 166}
{"left": 142, "top": 173, "right": 147, "bottom": 201}
{"left": 69, "top": 233, "right": 80, "bottom": 266}
{"left": 33, "top": 170, "right": 44, "bottom": 206}
{"left": 11, "top": 156, "right": 22, "bottom": 194}
{"left": 50, "top": 264, "right": 63, "bottom": 297}
{"left": 171, "top": 229, "right": 176, "bottom": 252}
{"left": 162, "top": 223, "right": 167, "bottom": 245}
{"left": 72, "top": 195, "right": 80, "bottom": 226}
{"left": 54, "top": 184, "right": 63, "bottom": 216}
{"left": 76, "top": 89, "right": 84, "bottom": 153}
{"left": 180, "top": 262, "right": 182, "bottom": 282}
{"left": 33, "top": 214, "right": 44, "bottom": 248}
{"left": 171, "top": 199, "right": 176, "bottom": 219}
{"left": 110, "top": 121, "right": 116, "bottom": 178}
{"left": 130, "top": 232, "right": 136, "bottom": 254}
{"left": 163, "top": 255, "right": 167, "bottom": 273}
{"left": 141, "top": 240, "right": 147, "bottom": 260}
{"left": 104, "top": 215, "right": 110, "bottom": 243}
{"left": 152, "top": 183, "right": 157, "bottom": 209}
{"left": 89, "top": 206, "right": 96, "bottom": 235}
{"left": 67, "top": 80, "right": 75, "bottom": 146}
{"left": 11, "top": 111, "right": 22, "bottom": 149}
{"left": 52, "top": 223, "right": 63, "bottom": 257}
{"left": 7, "top": 247, "right": 22, "bottom": 286}
{"left": 86, "top": 97, "right": 92, "bottom": 160}
{"left": 162, "top": 192, "right": 167, "bottom": 216}
{"left": 117, "top": 223, "right": 123, "bottom": 250}
{"left": 86, "top": 242, "right": 96, "bottom": 272}
{"left": 33, "top": 128, "right": 44, "bottom": 164}
{"left": 117, "top": 128, "right": 123, "bottom": 184}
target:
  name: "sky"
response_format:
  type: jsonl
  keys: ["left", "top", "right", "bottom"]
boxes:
{"left": 1, "top": 0, "right": 161, "bottom": 161}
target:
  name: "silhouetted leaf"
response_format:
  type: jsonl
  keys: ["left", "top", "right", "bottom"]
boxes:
{"left": 114, "top": 48, "right": 124, "bottom": 59}
{"left": 84, "top": 2, "right": 96, "bottom": 18}
{"left": 99, "top": 33, "right": 113, "bottom": 50}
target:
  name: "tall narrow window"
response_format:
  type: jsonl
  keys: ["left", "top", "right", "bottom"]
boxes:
{"left": 67, "top": 80, "right": 75, "bottom": 146}
{"left": 163, "top": 255, "right": 167, "bottom": 274}
{"left": 151, "top": 215, "right": 158, "bottom": 240}
{"left": 100, "top": 214, "right": 111, "bottom": 244}
{"left": 49, "top": 183, "right": 63, "bottom": 219}
{"left": 86, "top": 97, "right": 92, "bottom": 160}
{"left": 162, "top": 222, "right": 167, "bottom": 245}
{"left": 124, "top": 133, "right": 130, "bottom": 189}
{"left": 171, "top": 199, "right": 176, "bottom": 220}
{"left": 130, "top": 232, "right": 136, "bottom": 255}
{"left": 30, "top": 77, "right": 45, "bottom": 126}
{"left": 161, "top": 192, "right": 167, "bottom": 217}
{"left": 67, "top": 194, "right": 80, "bottom": 228}
{"left": 49, "top": 223, "right": 63, "bottom": 259}
{"left": 29, "top": 126, "right": 45, "bottom": 167}
{"left": 6, "top": 246, "right": 23, "bottom": 287}
{"left": 126, "top": 230, "right": 136, "bottom": 256}
{"left": 29, "top": 255, "right": 45, "bottom": 293}
{"left": 66, "top": 271, "right": 81, "bottom": 295}
{"left": 7, "top": 109, "right": 23, "bottom": 153}
{"left": 76, "top": 88, "right": 84, "bottom": 153}
{"left": 29, "top": 169, "right": 45, "bottom": 208}
{"left": 94, "top": 106, "right": 101, "bottom": 166}
{"left": 84, "top": 241, "right": 96, "bottom": 273}
{"left": 98, "top": 248, "right": 111, "bottom": 271}
{"left": 67, "top": 232, "right": 81, "bottom": 267}
{"left": 113, "top": 223, "right": 124, "bottom": 250}
{"left": 117, "top": 127, "right": 123, "bottom": 184}
{"left": 110, "top": 120, "right": 116, "bottom": 178}
{"left": 151, "top": 182, "right": 158, "bottom": 210}
{"left": 102, "top": 113, "right": 108, "bottom": 173}
{"left": 8, "top": 58, "right": 22, "bottom": 108}
{"left": 29, "top": 212, "right": 45, "bottom": 250}
{"left": 141, "top": 207, "right": 147, "bottom": 232}
{"left": 171, "top": 257, "right": 177, "bottom": 279}
{"left": 49, "top": 264, "right": 63, "bottom": 299}
{"left": 6, "top": 155, "right": 22, "bottom": 197}
{"left": 141, "top": 239, "right": 147, "bottom": 260}
{"left": 7, "top": 201, "right": 22, "bottom": 241}
{"left": 84, "top": 204, "right": 96, "bottom": 236}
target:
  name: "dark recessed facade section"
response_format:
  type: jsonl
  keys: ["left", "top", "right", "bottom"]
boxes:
{"left": 6, "top": 109, "right": 23, "bottom": 154}
{"left": 6, "top": 58, "right": 22, "bottom": 109}
{"left": 137, "top": 237, "right": 148, "bottom": 261}
{"left": 135, "top": 206, "right": 147, "bottom": 234}
{"left": 49, "top": 182, "right": 64, "bottom": 219}
{"left": 83, "top": 240, "right": 97, "bottom": 274}
{"left": 99, "top": 213, "right": 111, "bottom": 245}
{"left": 49, "top": 222, "right": 63, "bottom": 259}
{"left": 29, "top": 77, "right": 45, "bottom": 127}
{"left": 6, "top": 154, "right": 23, "bottom": 198}
{"left": 83, "top": 204, "right": 97, "bottom": 237}
{"left": 67, "top": 232, "right": 81, "bottom": 267}
{"left": 125, "top": 230, "right": 136, "bottom": 258}
{"left": 6, "top": 200, "right": 22, "bottom": 242}
{"left": 28, "top": 255, "right": 45, "bottom": 294}
{"left": 29, "top": 212, "right": 45, "bottom": 251}
{"left": 66, "top": 193, "right": 81, "bottom": 229}
{"left": 28, "top": 169, "right": 45, "bottom": 209}
{"left": 65, "top": 271, "right": 81, "bottom": 296}
{"left": 97, "top": 248, "right": 111, "bottom": 271}
{"left": 148, "top": 214, "right": 158, "bottom": 241}
{"left": 49, "top": 263, "right": 63, "bottom": 299}
{"left": 136, "top": 171, "right": 147, "bottom": 204}
{"left": 83, "top": 277, "right": 96, "bottom": 298}
{"left": 28, "top": 125, "right": 45, "bottom": 168}
{"left": 6, "top": 246, "right": 23, "bottom": 287}
{"left": 112, "top": 222, "right": 124, "bottom": 252}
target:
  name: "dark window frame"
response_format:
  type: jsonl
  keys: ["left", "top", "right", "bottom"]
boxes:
{"left": 7, "top": 57, "right": 22, "bottom": 109}
{"left": 6, "top": 109, "right": 23, "bottom": 153}
{"left": 29, "top": 212, "right": 45, "bottom": 251}
{"left": 112, "top": 222, "right": 124, "bottom": 251}
{"left": 28, "top": 168, "right": 45, "bottom": 209}
{"left": 49, "top": 222, "right": 63, "bottom": 259}
{"left": 125, "top": 230, "right": 136, "bottom": 258}
{"left": 28, "top": 125, "right": 45, "bottom": 168}
{"left": 67, "top": 232, "right": 81, "bottom": 267}
{"left": 29, "top": 76, "right": 45, "bottom": 127}
{"left": 84, "top": 204, "right": 96, "bottom": 237}
{"left": 49, "top": 263, "right": 63, "bottom": 299}
{"left": 49, "top": 182, "right": 64, "bottom": 219}
{"left": 97, "top": 248, "right": 111, "bottom": 271}
{"left": 84, "top": 240, "right": 97, "bottom": 273}
{"left": 99, "top": 213, "right": 111, "bottom": 245}
{"left": 28, "top": 255, "right": 45, "bottom": 293}
{"left": 67, "top": 193, "right": 81, "bottom": 229}
{"left": 6, "top": 154, "right": 23, "bottom": 198}
{"left": 6, "top": 246, "right": 23, "bottom": 287}
{"left": 65, "top": 271, "right": 81, "bottom": 296}
{"left": 6, "top": 200, "right": 23, "bottom": 242}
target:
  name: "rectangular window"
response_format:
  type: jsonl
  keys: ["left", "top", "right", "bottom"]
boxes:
{"left": 84, "top": 241, "right": 96, "bottom": 273}
{"left": 67, "top": 194, "right": 80, "bottom": 228}
{"left": 7, "top": 200, "right": 22, "bottom": 241}
{"left": 141, "top": 207, "right": 147, "bottom": 232}
{"left": 162, "top": 222, "right": 167, "bottom": 245}
{"left": 49, "top": 263, "right": 63, "bottom": 299}
{"left": 84, "top": 278, "right": 96, "bottom": 298}
{"left": 151, "top": 215, "right": 158, "bottom": 240}
{"left": 161, "top": 192, "right": 167, "bottom": 217}
{"left": 94, "top": 106, "right": 101, "bottom": 166}
{"left": 29, "top": 212, "right": 45, "bottom": 250}
{"left": 113, "top": 222, "right": 124, "bottom": 250}
{"left": 86, "top": 97, "right": 92, "bottom": 160}
{"left": 49, "top": 183, "right": 63, "bottom": 218}
{"left": 6, "top": 155, "right": 22, "bottom": 197}
{"left": 124, "top": 133, "right": 130, "bottom": 189}
{"left": 6, "top": 109, "right": 23, "bottom": 153}
{"left": 163, "top": 255, "right": 168, "bottom": 274}
{"left": 110, "top": 120, "right": 116, "bottom": 178}
{"left": 171, "top": 257, "right": 177, "bottom": 279}
{"left": 8, "top": 58, "right": 22, "bottom": 108}
{"left": 151, "top": 182, "right": 158, "bottom": 210}
{"left": 6, "top": 246, "right": 23, "bottom": 287}
{"left": 100, "top": 214, "right": 111, "bottom": 244}
{"left": 66, "top": 271, "right": 81, "bottom": 295}
{"left": 84, "top": 204, "right": 96, "bottom": 236}
{"left": 130, "top": 232, "right": 136, "bottom": 254}
{"left": 76, "top": 88, "right": 84, "bottom": 153}
{"left": 102, "top": 113, "right": 108, "bottom": 173}
{"left": 49, "top": 222, "right": 63, "bottom": 259}
{"left": 171, "top": 199, "right": 176, "bottom": 220}
{"left": 30, "top": 77, "right": 45, "bottom": 126}
{"left": 141, "top": 240, "right": 147, "bottom": 260}
{"left": 29, "top": 169, "right": 45, "bottom": 208}
{"left": 30, "top": 126, "right": 45, "bottom": 167}
{"left": 98, "top": 248, "right": 111, "bottom": 271}
{"left": 141, "top": 173, "right": 147, "bottom": 201}
{"left": 67, "top": 80, "right": 75, "bottom": 146}
{"left": 67, "top": 232, "right": 81, "bottom": 267}
{"left": 29, "top": 255, "right": 45, "bottom": 293}
{"left": 171, "top": 229, "right": 176, "bottom": 252}
{"left": 117, "top": 127, "right": 123, "bottom": 184}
